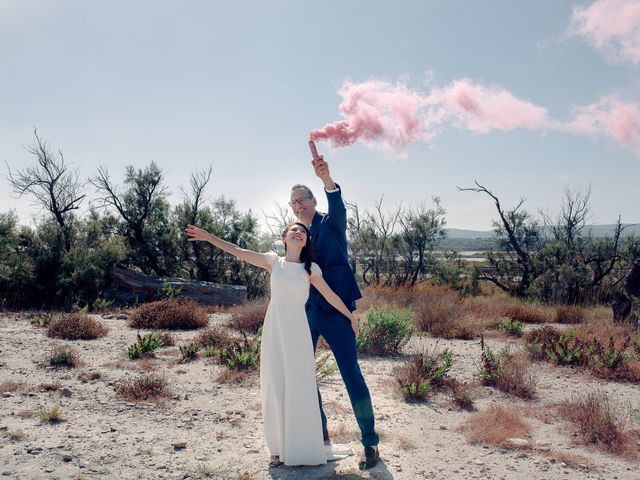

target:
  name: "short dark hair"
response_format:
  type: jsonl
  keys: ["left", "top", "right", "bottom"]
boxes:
{"left": 290, "top": 184, "right": 314, "bottom": 199}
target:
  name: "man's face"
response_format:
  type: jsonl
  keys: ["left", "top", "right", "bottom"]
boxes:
{"left": 290, "top": 188, "right": 316, "bottom": 224}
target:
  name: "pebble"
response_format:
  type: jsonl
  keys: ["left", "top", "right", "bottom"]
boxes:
{"left": 62, "top": 454, "right": 72, "bottom": 462}
{"left": 473, "top": 459, "right": 484, "bottom": 465}
{"left": 173, "top": 442, "right": 187, "bottom": 450}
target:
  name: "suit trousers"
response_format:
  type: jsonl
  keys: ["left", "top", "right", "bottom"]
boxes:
{"left": 306, "top": 304, "right": 379, "bottom": 448}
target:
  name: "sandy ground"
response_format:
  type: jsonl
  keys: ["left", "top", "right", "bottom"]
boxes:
{"left": 1, "top": 313, "right": 639, "bottom": 480}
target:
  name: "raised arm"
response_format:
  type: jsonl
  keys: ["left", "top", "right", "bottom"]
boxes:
{"left": 309, "top": 274, "right": 358, "bottom": 336}
{"left": 312, "top": 155, "right": 346, "bottom": 230}
{"left": 185, "top": 224, "right": 273, "bottom": 271}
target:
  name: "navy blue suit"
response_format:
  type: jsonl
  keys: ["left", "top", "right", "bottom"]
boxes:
{"left": 306, "top": 185, "right": 379, "bottom": 448}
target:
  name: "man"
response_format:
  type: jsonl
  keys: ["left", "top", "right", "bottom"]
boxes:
{"left": 290, "top": 154, "right": 380, "bottom": 469}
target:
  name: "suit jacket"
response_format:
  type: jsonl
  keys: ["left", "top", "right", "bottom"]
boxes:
{"left": 307, "top": 185, "right": 362, "bottom": 312}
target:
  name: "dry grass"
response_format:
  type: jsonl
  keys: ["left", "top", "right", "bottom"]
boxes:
{"left": 39, "top": 405, "right": 64, "bottom": 424}
{"left": 546, "top": 451, "right": 594, "bottom": 470}
{"left": 214, "top": 369, "right": 253, "bottom": 385}
{"left": 43, "top": 344, "right": 81, "bottom": 369}
{"left": 5, "top": 429, "right": 26, "bottom": 441}
{"left": 129, "top": 299, "right": 208, "bottom": 330}
{"left": 557, "top": 392, "right": 638, "bottom": 459}
{"left": 47, "top": 313, "right": 108, "bottom": 340}
{"left": 443, "top": 378, "right": 475, "bottom": 411}
{"left": 503, "top": 302, "right": 551, "bottom": 324}
{"left": 115, "top": 373, "right": 170, "bottom": 401}
{"left": 77, "top": 371, "right": 102, "bottom": 383}
{"left": 555, "top": 305, "right": 585, "bottom": 324}
{"left": 39, "top": 382, "right": 62, "bottom": 392}
{"left": 460, "top": 405, "right": 531, "bottom": 448}
{"left": 194, "top": 326, "right": 235, "bottom": 350}
{"left": 227, "top": 298, "right": 268, "bottom": 333}
{"left": 495, "top": 353, "right": 537, "bottom": 400}
{"left": 328, "top": 423, "right": 361, "bottom": 443}
{"left": 0, "top": 380, "right": 25, "bottom": 394}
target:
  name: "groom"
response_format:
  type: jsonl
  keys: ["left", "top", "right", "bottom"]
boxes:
{"left": 290, "top": 154, "right": 380, "bottom": 469}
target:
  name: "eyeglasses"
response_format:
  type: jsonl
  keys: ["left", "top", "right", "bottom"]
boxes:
{"left": 289, "top": 196, "right": 311, "bottom": 207}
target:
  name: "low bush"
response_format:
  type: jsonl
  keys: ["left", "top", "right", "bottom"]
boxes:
{"left": 444, "top": 378, "right": 475, "bottom": 411}
{"left": 115, "top": 373, "right": 170, "bottom": 401}
{"left": 195, "top": 327, "right": 235, "bottom": 350}
{"left": 228, "top": 298, "right": 268, "bottom": 333}
{"left": 503, "top": 303, "right": 549, "bottom": 324}
{"left": 126, "top": 333, "right": 165, "bottom": 360}
{"left": 47, "top": 313, "right": 108, "bottom": 340}
{"left": 357, "top": 306, "right": 414, "bottom": 356}
{"left": 478, "top": 337, "right": 536, "bottom": 399}
{"left": 557, "top": 392, "right": 636, "bottom": 458}
{"left": 129, "top": 299, "right": 208, "bottom": 330}
{"left": 395, "top": 347, "right": 453, "bottom": 401}
{"left": 39, "top": 406, "right": 64, "bottom": 424}
{"left": 219, "top": 332, "right": 261, "bottom": 371}
{"left": 460, "top": 405, "right": 531, "bottom": 448}
{"left": 179, "top": 343, "right": 199, "bottom": 361}
{"left": 46, "top": 344, "right": 81, "bottom": 369}
{"left": 555, "top": 305, "right": 584, "bottom": 324}
{"left": 411, "top": 285, "right": 460, "bottom": 333}
{"left": 498, "top": 319, "right": 523, "bottom": 336}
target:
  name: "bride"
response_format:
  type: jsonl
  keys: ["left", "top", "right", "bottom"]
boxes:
{"left": 186, "top": 221, "right": 355, "bottom": 466}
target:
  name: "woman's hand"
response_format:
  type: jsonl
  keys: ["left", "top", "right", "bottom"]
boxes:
{"left": 185, "top": 224, "right": 211, "bottom": 243}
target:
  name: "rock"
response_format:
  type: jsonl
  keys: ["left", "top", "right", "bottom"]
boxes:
{"left": 2, "top": 393, "right": 12, "bottom": 398}
{"left": 439, "top": 425, "right": 447, "bottom": 430}
{"left": 173, "top": 442, "right": 187, "bottom": 450}
{"left": 61, "top": 388, "right": 72, "bottom": 397}
{"left": 504, "top": 438, "right": 530, "bottom": 448}
{"left": 473, "top": 459, "right": 484, "bottom": 465}
{"left": 62, "top": 454, "right": 73, "bottom": 462}
{"left": 247, "top": 449, "right": 260, "bottom": 454}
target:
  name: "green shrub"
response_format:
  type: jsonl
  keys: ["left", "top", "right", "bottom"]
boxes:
{"left": 478, "top": 336, "right": 536, "bottom": 399}
{"left": 126, "top": 333, "right": 164, "bottom": 360}
{"left": 395, "top": 347, "right": 453, "bottom": 401}
{"left": 179, "top": 343, "right": 199, "bottom": 362}
{"left": 357, "top": 306, "right": 414, "bottom": 356}
{"left": 219, "top": 332, "right": 261, "bottom": 371}
{"left": 498, "top": 319, "right": 523, "bottom": 336}
{"left": 544, "top": 329, "right": 585, "bottom": 366}
{"left": 47, "top": 345, "right": 80, "bottom": 369}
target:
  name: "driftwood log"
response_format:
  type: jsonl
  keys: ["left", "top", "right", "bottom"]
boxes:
{"left": 105, "top": 265, "right": 247, "bottom": 306}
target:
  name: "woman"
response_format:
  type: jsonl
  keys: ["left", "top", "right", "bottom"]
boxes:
{"left": 185, "top": 222, "right": 355, "bottom": 466}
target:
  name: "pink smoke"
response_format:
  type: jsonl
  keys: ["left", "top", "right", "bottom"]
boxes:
{"left": 310, "top": 80, "right": 428, "bottom": 151}
{"left": 566, "top": 97, "right": 640, "bottom": 146}
{"left": 310, "top": 78, "right": 550, "bottom": 153}
{"left": 427, "top": 80, "right": 550, "bottom": 133}
{"left": 569, "top": 0, "right": 640, "bottom": 63}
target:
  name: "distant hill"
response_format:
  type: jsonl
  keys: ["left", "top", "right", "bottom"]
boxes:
{"left": 439, "top": 224, "right": 639, "bottom": 251}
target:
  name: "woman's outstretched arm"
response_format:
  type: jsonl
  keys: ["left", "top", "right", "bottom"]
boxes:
{"left": 185, "top": 224, "right": 273, "bottom": 271}
{"left": 309, "top": 275, "right": 358, "bottom": 336}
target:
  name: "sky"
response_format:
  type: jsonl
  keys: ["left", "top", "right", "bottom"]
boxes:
{"left": 1, "top": 0, "right": 639, "bottom": 231}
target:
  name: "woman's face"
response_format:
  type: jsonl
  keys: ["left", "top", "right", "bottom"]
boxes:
{"left": 283, "top": 224, "right": 308, "bottom": 249}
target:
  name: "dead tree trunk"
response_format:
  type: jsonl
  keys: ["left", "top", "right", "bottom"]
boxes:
{"left": 104, "top": 265, "right": 247, "bottom": 306}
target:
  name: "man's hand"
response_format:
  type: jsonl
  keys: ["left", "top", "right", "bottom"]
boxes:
{"left": 312, "top": 155, "right": 336, "bottom": 190}
{"left": 350, "top": 317, "right": 358, "bottom": 337}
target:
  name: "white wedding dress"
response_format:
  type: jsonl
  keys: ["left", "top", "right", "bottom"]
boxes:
{"left": 260, "top": 253, "right": 352, "bottom": 466}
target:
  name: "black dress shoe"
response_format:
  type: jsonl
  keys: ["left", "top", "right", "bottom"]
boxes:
{"left": 358, "top": 445, "right": 380, "bottom": 470}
